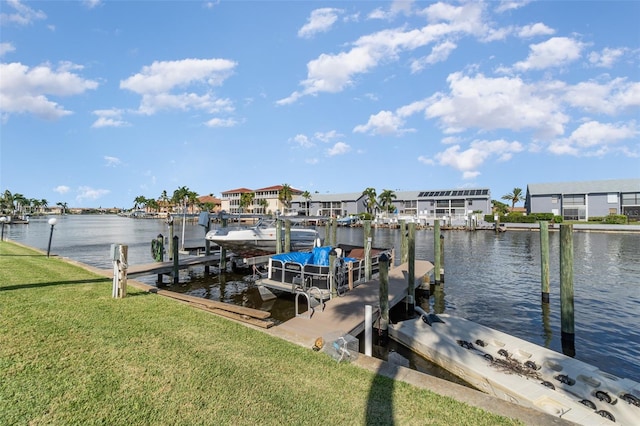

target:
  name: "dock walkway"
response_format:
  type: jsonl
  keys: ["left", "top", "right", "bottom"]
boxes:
{"left": 100, "top": 254, "right": 224, "bottom": 278}
{"left": 269, "top": 260, "right": 433, "bottom": 349}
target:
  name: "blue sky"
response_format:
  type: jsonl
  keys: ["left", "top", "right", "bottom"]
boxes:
{"left": 1, "top": 0, "right": 638, "bottom": 209}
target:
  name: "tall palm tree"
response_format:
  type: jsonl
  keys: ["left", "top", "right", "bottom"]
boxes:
{"left": 1, "top": 190, "right": 13, "bottom": 214}
{"left": 40, "top": 199, "right": 48, "bottom": 214}
{"left": 361, "top": 187, "right": 377, "bottom": 215}
{"left": 133, "top": 195, "right": 147, "bottom": 211}
{"left": 301, "top": 190, "right": 312, "bottom": 216}
{"left": 159, "top": 190, "right": 170, "bottom": 214}
{"left": 501, "top": 187, "right": 523, "bottom": 210}
{"left": 240, "top": 192, "right": 255, "bottom": 213}
{"left": 56, "top": 202, "right": 68, "bottom": 215}
{"left": 378, "top": 189, "right": 397, "bottom": 214}
{"left": 278, "top": 184, "right": 293, "bottom": 213}
{"left": 12, "top": 193, "right": 27, "bottom": 215}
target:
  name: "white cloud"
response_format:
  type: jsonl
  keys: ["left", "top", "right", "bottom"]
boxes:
{"left": 327, "top": 142, "right": 351, "bottom": 156}
{"left": 76, "top": 186, "right": 110, "bottom": 203}
{"left": 0, "top": 42, "right": 15, "bottom": 57}
{"left": 513, "top": 37, "right": 584, "bottom": 71}
{"left": 205, "top": 117, "right": 237, "bottom": 128}
{"left": 92, "top": 109, "right": 129, "bottom": 128}
{"left": 298, "top": 8, "right": 343, "bottom": 39}
{"left": 290, "top": 134, "right": 314, "bottom": 148}
{"left": 314, "top": 130, "right": 342, "bottom": 143}
{"left": 53, "top": 185, "right": 70, "bottom": 194}
{"left": 0, "top": 62, "right": 99, "bottom": 120}
{"left": 0, "top": 0, "right": 46, "bottom": 26}
{"left": 120, "top": 58, "right": 237, "bottom": 116}
{"left": 588, "top": 47, "right": 625, "bottom": 68}
{"left": 82, "top": 0, "right": 102, "bottom": 9}
{"left": 426, "top": 72, "right": 569, "bottom": 138}
{"left": 104, "top": 156, "right": 122, "bottom": 167}
{"left": 369, "top": 0, "right": 414, "bottom": 20}
{"left": 563, "top": 78, "right": 640, "bottom": 115}
{"left": 411, "top": 40, "right": 457, "bottom": 73}
{"left": 278, "top": 2, "right": 492, "bottom": 104}
{"left": 548, "top": 120, "right": 638, "bottom": 156}
{"left": 495, "top": 1, "right": 532, "bottom": 14}
{"left": 432, "top": 138, "right": 523, "bottom": 177}
{"left": 517, "top": 23, "right": 555, "bottom": 38}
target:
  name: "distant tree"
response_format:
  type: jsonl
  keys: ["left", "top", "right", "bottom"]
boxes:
{"left": 361, "top": 187, "right": 377, "bottom": 215}
{"left": 301, "top": 191, "right": 312, "bottom": 216}
{"left": 240, "top": 192, "right": 255, "bottom": 213}
{"left": 56, "top": 202, "right": 68, "bottom": 215}
{"left": 12, "top": 193, "right": 27, "bottom": 215}
{"left": 40, "top": 199, "right": 48, "bottom": 214}
{"left": 502, "top": 188, "right": 523, "bottom": 210}
{"left": 133, "top": 195, "right": 147, "bottom": 210}
{"left": 146, "top": 199, "right": 159, "bottom": 212}
{"left": 378, "top": 189, "right": 397, "bottom": 214}
{"left": 492, "top": 200, "right": 510, "bottom": 216}
{"left": 278, "top": 184, "right": 293, "bottom": 212}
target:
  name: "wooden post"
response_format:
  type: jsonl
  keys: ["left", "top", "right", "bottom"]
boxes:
{"left": 434, "top": 219, "right": 441, "bottom": 284}
{"left": 539, "top": 221, "right": 550, "bottom": 303}
{"left": 400, "top": 220, "right": 408, "bottom": 264}
{"left": 347, "top": 261, "right": 354, "bottom": 290}
{"left": 363, "top": 220, "right": 372, "bottom": 281}
{"left": 276, "top": 218, "right": 282, "bottom": 254}
{"left": 330, "top": 217, "right": 337, "bottom": 246}
{"left": 407, "top": 222, "right": 415, "bottom": 315}
{"left": 378, "top": 252, "right": 390, "bottom": 345}
{"left": 118, "top": 244, "right": 128, "bottom": 298}
{"left": 172, "top": 235, "right": 179, "bottom": 285}
{"left": 439, "top": 234, "right": 445, "bottom": 283}
{"left": 560, "top": 224, "right": 575, "bottom": 356}
{"left": 329, "top": 248, "right": 337, "bottom": 297}
{"left": 111, "top": 244, "right": 119, "bottom": 298}
{"left": 168, "top": 215, "right": 175, "bottom": 260}
{"left": 495, "top": 214, "right": 500, "bottom": 234}
{"left": 204, "top": 218, "right": 211, "bottom": 274}
{"left": 220, "top": 217, "right": 227, "bottom": 271}
{"left": 284, "top": 219, "right": 291, "bottom": 253}
{"left": 325, "top": 220, "right": 330, "bottom": 246}
{"left": 156, "top": 234, "right": 164, "bottom": 285}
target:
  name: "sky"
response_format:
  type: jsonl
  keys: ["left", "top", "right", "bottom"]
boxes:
{"left": 1, "top": 0, "right": 639, "bottom": 209}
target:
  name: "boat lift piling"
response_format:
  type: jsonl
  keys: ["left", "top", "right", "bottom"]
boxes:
{"left": 539, "top": 221, "right": 550, "bottom": 303}
{"left": 406, "top": 223, "right": 416, "bottom": 315}
{"left": 364, "top": 220, "right": 372, "bottom": 281}
{"left": 434, "top": 220, "right": 442, "bottom": 284}
{"left": 377, "top": 252, "right": 390, "bottom": 345}
{"left": 560, "top": 224, "right": 575, "bottom": 356}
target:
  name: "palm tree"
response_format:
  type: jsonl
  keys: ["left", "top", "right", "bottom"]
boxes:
{"left": 56, "top": 202, "right": 68, "bottom": 215}
{"left": 361, "top": 187, "right": 377, "bottom": 215}
{"left": 1, "top": 190, "right": 13, "bottom": 214}
{"left": 501, "top": 187, "right": 523, "bottom": 210}
{"left": 240, "top": 192, "right": 255, "bottom": 213}
{"left": 492, "top": 200, "right": 510, "bottom": 216}
{"left": 40, "top": 199, "right": 48, "bottom": 214}
{"left": 133, "top": 195, "right": 147, "bottom": 211}
{"left": 12, "top": 193, "right": 27, "bottom": 216}
{"left": 301, "top": 190, "right": 312, "bottom": 216}
{"left": 159, "top": 190, "right": 170, "bottom": 214}
{"left": 278, "top": 184, "right": 293, "bottom": 214}
{"left": 378, "top": 189, "right": 397, "bottom": 214}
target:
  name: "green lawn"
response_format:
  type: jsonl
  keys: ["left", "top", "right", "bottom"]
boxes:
{"left": 0, "top": 241, "right": 520, "bottom": 425}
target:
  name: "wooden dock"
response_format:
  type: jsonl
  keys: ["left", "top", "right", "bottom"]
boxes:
{"left": 268, "top": 260, "right": 434, "bottom": 349}
{"left": 101, "top": 254, "right": 224, "bottom": 278}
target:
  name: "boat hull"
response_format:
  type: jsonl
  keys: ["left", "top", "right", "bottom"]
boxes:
{"left": 389, "top": 314, "right": 639, "bottom": 426}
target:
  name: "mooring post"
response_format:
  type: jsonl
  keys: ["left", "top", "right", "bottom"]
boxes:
{"left": 168, "top": 214, "right": 175, "bottom": 260}
{"left": 330, "top": 217, "right": 337, "bottom": 246}
{"left": 378, "top": 252, "right": 390, "bottom": 345}
{"left": 204, "top": 217, "right": 211, "bottom": 274}
{"left": 434, "top": 219, "right": 441, "bottom": 284}
{"left": 284, "top": 219, "right": 291, "bottom": 253}
{"left": 560, "top": 224, "right": 575, "bottom": 356}
{"left": 407, "top": 222, "right": 416, "bottom": 315}
{"left": 220, "top": 217, "right": 227, "bottom": 271}
{"left": 117, "top": 244, "right": 128, "bottom": 298}
{"left": 329, "top": 248, "right": 337, "bottom": 298}
{"left": 156, "top": 234, "right": 164, "bottom": 285}
{"left": 539, "top": 221, "right": 550, "bottom": 303}
{"left": 364, "top": 220, "right": 372, "bottom": 281}
{"left": 439, "top": 234, "right": 445, "bottom": 283}
{"left": 111, "top": 244, "right": 119, "bottom": 298}
{"left": 400, "top": 220, "right": 408, "bottom": 264}
{"left": 324, "top": 220, "right": 330, "bottom": 245}
{"left": 276, "top": 218, "right": 282, "bottom": 254}
{"left": 172, "top": 235, "right": 179, "bottom": 285}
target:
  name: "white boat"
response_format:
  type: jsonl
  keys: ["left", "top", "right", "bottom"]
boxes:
{"left": 389, "top": 310, "right": 640, "bottom": 426}
{"left": 204, "top": 218, "right": 321, "bottom": 259}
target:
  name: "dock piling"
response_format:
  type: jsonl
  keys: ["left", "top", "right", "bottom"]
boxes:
{"left": 407, "top": 222, "right": 416, "bottom": 315}
{"left": 400, "top": 220, "right": 408, "bottom": 264}
{"left": 434, "top": 220, "right": 441, "bottom": 284}
{"left": 284, "top": 219, "right": 291, "bottom": 253}
{"left": 364, "top": 220, "right": 372, "bottom": 281}
{"left": 539, "top": 221, "right": 550, "bottom": 303}
{"left": 172, "top": 235, "right": 179, "bottom": 284}
{"left": 560, "top": 224, "right": 575, "bottom": 356}
{"left": 377, "top": 252, "right": 390, "bottom": 345}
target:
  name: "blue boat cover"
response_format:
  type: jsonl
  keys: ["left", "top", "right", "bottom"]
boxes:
{"left": 271, "top": 246, "right": 360, "bottom": 266}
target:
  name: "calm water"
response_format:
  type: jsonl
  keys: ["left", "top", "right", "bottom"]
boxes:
{"left": 4, "top": 215, "right": 639, "bottom": 382}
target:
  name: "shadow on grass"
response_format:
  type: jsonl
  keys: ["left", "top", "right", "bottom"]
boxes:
{"left": 0, "top": 277, "right": 111, "bottom": 292}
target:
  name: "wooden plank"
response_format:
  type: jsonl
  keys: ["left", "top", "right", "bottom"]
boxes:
{"left": 205, "top": 308, "right": 274, "bottom": 329}
{"left": 270, "top": 260, "right": 433, "bottom": 348}
{"left": 156, "top": 289, "right": 271, "bottom": 319}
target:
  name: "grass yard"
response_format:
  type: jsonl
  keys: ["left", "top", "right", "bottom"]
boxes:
{"left": 0, "top": 241, "right": 521, "bottom": 425}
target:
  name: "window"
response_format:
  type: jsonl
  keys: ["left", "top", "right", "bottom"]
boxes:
{"left": 563, "top": 194, "right": 585, "bottom": 205}
{"left": 607, "top": 193, "right": 618, "bottom": 203}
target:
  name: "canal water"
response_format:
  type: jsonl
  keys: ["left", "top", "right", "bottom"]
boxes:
{"left": 4, "top": 214, "right": 639, "bottom": 383}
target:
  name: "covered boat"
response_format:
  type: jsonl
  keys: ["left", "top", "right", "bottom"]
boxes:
{"left": 389, "top": 310, "right": 640, "bottom": 425}
{"left": 257, "top": 244, "right": 393, "bottom": 305}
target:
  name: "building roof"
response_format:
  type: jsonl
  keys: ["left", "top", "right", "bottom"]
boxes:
{"left": 197, "top": 195, "right": 221, "bottom": 204}
{"left": 292, "top": 192, "right": 364, "bottom": 203}
{"left": 527, "top": 179, "right": 640, "bottom": 195}
{"left": 254, "top": 185, "right": 302, "bottom": 194}
{"left": 221, "top": 187, "right": 254, "bottom": 194}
